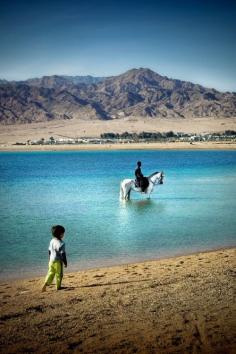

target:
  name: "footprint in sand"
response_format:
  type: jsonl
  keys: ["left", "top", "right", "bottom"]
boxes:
{"left": 171, "top": 335, "right": 182, "bottom": 346}
{"left": 0, "top": 312, "right": 24, "bottom": 321}
{"left": 69, "top": 297, "right": 83, "bottom": 304}
{"left": 67, "top": 340, "right": 83, "bottom": 349}
{"left": 89, "top": 333, "right": 97, "bottom": 338}
{"left": 17, "top": 287, "right": 28, "bottom": 292}
{"left": 150, "top": 282, "right": 159, "bottom": 288}
{"left": 26, "top": 305, "right": 44, "bottom": 313}
{"left": 93, "top": 274, "right": 105, "bottom": 278}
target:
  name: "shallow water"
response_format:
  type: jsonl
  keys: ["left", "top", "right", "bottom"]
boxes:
{"left": 0, "top": 150, "right": 235, "bottom": 279}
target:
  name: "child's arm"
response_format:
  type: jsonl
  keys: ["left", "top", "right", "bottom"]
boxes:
{"left": 62, "top": 252, "right": 67, "bottom": 267}
{"left": 48, "top": 250, "right": 51, "bottom": 260}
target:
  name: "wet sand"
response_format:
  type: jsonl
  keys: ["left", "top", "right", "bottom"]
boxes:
{"left": 0, "top": 248, "right": 235, "bottom": 353}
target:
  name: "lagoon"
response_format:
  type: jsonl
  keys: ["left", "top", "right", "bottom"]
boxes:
{"left": 0, "top": 150, "right": 235, "bottom": 279}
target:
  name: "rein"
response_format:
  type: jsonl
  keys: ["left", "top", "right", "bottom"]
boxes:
{"left": 149, "top": 173, "right": 163, "bottom": 185}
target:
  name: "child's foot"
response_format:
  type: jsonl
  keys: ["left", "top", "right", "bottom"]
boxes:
{"left": 41, "top": 284, "right": 46, "bottom": 292}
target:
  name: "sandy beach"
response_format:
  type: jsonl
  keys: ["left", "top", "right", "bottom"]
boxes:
{"left": 0, "top": 141, "right": 236, "bottom": 152}
{"left": 0, "top": 248, "right": 235, "bottom": 353}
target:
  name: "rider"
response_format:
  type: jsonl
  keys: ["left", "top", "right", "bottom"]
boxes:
{"left": 135, "top": 161, "right": 147, "bottom": 192}
{"left": 135, "top": 161, "right": 143, "bottom": 187}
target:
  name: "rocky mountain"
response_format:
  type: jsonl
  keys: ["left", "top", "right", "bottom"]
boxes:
{"left": 25, "top": 75, "right": 105, "bottom": 88}
{"left": 0, "top": 68, "right": 235, "bottom": 124}
{"left": 0, "top": 79, "right": 8, "bottom": 85}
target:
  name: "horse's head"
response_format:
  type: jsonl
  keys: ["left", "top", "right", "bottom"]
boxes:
{"left": 159, "top": 171, "right": 164, "bottom": 184}
{"left": 149, "top": 171, "right": 165, "bottom": 185}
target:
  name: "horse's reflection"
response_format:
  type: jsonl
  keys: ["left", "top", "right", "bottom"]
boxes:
{"left": 120, "top": 198, "right": 164, "bottom": 214}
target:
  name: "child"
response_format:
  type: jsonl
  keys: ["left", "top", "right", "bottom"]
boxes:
{"left": 42, "top": 225, "right": 67, "bottom": 292}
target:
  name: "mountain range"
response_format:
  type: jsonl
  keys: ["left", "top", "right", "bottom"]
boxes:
{"left": 0, "top": 68, "right": 235, "bottom": 124}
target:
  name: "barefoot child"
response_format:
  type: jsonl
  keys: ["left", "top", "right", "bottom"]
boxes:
{"left": 42, "top": 225, "right": 67, "bottom": 291}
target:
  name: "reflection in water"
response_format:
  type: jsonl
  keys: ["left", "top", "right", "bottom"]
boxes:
{"left": 119, "top": 198, "right": 165, "bottom": 217}
{"left": 116, "top": 198, "right": 167, "bottom": 257}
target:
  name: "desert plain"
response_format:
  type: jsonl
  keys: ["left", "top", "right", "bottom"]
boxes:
{"left": 0, "top": 117, "right": 236, "bottom": 150}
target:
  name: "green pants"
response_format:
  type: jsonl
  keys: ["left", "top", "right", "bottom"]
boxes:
{"left": 45, "top": 261, "right": 63, "bottom": 289}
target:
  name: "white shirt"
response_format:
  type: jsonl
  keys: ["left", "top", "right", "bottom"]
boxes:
{"left": 48, "top": 237, "right": 65, "bottom": 262}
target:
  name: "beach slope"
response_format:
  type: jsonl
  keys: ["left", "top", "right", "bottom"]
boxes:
{"left": 0, "top": 248, "right": 235, "bottom": 353}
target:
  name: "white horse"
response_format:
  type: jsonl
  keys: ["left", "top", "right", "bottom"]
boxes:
{"left": 120, "top": 171, "right": 164, "bottom": 200}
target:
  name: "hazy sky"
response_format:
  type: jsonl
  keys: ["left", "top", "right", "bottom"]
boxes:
{"left": 0, "top": 0, "right": 235, "bottom": 91}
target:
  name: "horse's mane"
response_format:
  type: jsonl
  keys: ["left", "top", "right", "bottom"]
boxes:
{"left": 148, "top": 171, "right": 159, "bottom": 179}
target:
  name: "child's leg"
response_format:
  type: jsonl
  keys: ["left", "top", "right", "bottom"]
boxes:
{"left": 55, "top": 261, "right": 63, "bottom": 290}
{"left": 42, "top": 262, "right": 56, "bottom": 291}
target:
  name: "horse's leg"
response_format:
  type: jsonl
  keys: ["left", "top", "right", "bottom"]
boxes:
{"left": 146, "top": 186, "right": 152, "bottom": 199}
{"left": 124, "top": 187, "right": 131, "bottom": 200}
{"left": 122, "top": 183, "right": 128, "bottom": 200}
{"left": 127, "top": 189, "right": 131, "bottom": 200}
{"left": 125, "top": 189, "right": 129, "bottom": 200}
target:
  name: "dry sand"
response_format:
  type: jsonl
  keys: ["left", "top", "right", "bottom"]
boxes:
{"left": 0, "top": 117, "right": 236, "bottom": 145}
{"left": 0, "top": 117, "right": 235, "bottom": 151}
{"left": 0, "top": 248, "right": 235, "bottom": 353}
{"left": 0, "top": 141, "right": 235, "bottom": 152}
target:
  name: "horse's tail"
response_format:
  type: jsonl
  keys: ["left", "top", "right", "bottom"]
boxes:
{"left": 119, "top": 181, "right": 124, "bottom": 200}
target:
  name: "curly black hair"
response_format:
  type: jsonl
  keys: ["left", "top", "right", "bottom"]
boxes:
{"left": 51, "top": 225, "right": 65, "bottom": 239}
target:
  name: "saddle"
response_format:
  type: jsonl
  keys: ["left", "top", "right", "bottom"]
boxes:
{"left": 135, "top": 177, "right": 149, "bottom": 192}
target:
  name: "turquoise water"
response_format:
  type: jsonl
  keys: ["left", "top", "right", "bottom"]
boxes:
{"left": 0, "top": 150, "right": 235, "bottom": 279}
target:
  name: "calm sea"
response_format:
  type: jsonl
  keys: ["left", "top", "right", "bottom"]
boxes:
{"left": 0, "top": 150, "right": 235, "bottom": 279}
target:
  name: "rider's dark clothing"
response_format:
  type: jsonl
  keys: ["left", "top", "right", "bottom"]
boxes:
{"left": 135, "top": 167, "right": 143, "bottom": 188}
{"left": 135, "top": 166, "right": 149, "bottom": 192}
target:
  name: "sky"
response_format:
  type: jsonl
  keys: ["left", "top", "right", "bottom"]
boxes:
{"left": 0, "top": 0, "right": 235, "bottom": 91}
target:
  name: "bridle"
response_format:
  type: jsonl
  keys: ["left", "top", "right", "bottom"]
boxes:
{"left": 150, "top": 172, "right": 164, "bottom": 185}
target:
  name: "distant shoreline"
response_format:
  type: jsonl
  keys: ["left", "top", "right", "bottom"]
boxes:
{"left": 0, "top": 141, "right": 236, "bottom": 152}
{"left": 1, "top": 244, "right": 235, "bottom": 282}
